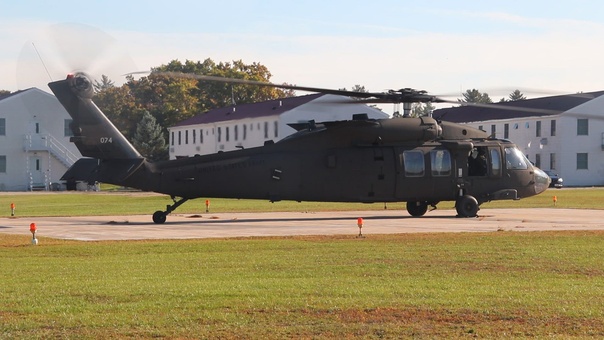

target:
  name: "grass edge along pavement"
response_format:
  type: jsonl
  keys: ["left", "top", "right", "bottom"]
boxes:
{"left": 0, "top": 187, "right": 602, "bottom": 217}
{"left": 1, "top": 231, "right": 604, "bottom": 338}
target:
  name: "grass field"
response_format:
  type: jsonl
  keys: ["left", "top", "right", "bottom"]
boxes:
{"left": 0, "top": 187, "right": 602, "bottom": 217}
{"left": 1, "top": 188, "right": 603, "bottom": 338}
{"left": 2, "top": 231, "right": 604, "bottom": 338}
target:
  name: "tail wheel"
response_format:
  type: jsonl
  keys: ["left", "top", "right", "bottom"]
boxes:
{"left": 153, "top": 211, "right": 167, "bottom": 224}
{"left": 455, "top": 195, "right": 479, "bottom": 217}
{"left": 406, "top": 201, "right": 428, "bottom": 217}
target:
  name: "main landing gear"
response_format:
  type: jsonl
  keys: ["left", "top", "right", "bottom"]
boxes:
{"left": 455, "top": 195, "right": 479, "bottom": 217}
{"left": 152, "top": 196, "right": 189, "bottom": 224}
{"left": 405, "top": 195, "right": 480, "bottom": 218}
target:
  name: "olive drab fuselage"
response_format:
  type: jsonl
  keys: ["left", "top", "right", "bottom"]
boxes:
{"left": 49, "top": 73, "right": 550, "bottom": 224}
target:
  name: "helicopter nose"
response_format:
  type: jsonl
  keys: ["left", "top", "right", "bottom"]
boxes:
{"left": 533, "top": 168, "right": 550, "bottom": 195}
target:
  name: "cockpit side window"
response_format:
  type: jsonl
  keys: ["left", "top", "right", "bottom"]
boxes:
{"left": 505, "top": 147, "right": 529, "bottom": 170}
{"left": 490, "top": 148, "right": 501, "bottom": 176}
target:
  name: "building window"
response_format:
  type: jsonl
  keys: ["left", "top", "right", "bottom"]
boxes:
{"left": 64, "top": 119, "right": 74, "bottom": 137}
{"left": 234, "top": 125, "right": 238, "bottom": 141}
{"left": 264, "top": 122, "right": 269, "bottom": 139}
{"left": 217, "top": 127, "right": 221, "bottom": 142}
{"left": 550, "top": 120, "right": 556, "bottom": 137}
{"left": 185, "top": 130, "right": 189, "bottom": 144}
{"left": 550, "top": 153, "right": 556, "bottom": 170}
{"left": 171, "top": 131, "right": 174, "bottom": 146}
{"left": 535, "top": 153, "right": 541, "bottom": 168}
{"left": 504, "top": 123, "right": 509, "bottom": 139}
{"left": 192, "top": 129, "right": 196, "bottom": 144}
{"left": 178, "top": 131, "right": 182, "bottom": 145}
{"left": 577, "top": 153, "right": 588, "bottom": 170}
{"left": 274, "top": 121, "right": 278, "bottom": 138}
{"left": 0, "top": 155, "right": 5, "bottom": 172}
{"left": 490, "top": 124, "right": 496, "bottom": 136}
{"left": 226, "top": 127, "right": 230, "bottom": 142}
{"left": 577, "top": 119, "right": 589, "bottom": 136}
{"left": 200, "top": 129, "right": 203, "bottom": 144}
{"left": 243, "top": 124, "right": 247, "bottom": 140}
{"left": 536, "top": 121, "right": 541, "bottom": 137}
{"left": 0, "top": 118, "right": 5, "bottom": 136}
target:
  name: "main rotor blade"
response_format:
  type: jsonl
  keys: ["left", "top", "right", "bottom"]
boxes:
{"left": 130, "top": 71, "right": 440, "bottom": 103}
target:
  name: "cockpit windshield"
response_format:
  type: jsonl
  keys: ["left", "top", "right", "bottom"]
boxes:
{"left": 504, "top": 147, "right": 529, "bottom": 170}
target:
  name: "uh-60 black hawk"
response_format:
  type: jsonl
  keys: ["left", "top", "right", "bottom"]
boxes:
{"left": 49, "top": 72, "right": 550, "bottom": 224}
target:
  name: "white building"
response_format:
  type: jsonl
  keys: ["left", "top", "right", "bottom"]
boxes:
{"left": 0, "top": 88, "right": 81, "bottom": 191}
{"left": 168, "top": 94, "right": 389, "bottom": 159}
{"left": 433, "top": 91, "right": 604, "bottom": 186}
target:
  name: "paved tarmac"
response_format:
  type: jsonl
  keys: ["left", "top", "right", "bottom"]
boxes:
{"left": 1, "top": 208, "right": 603, "bottom": 241}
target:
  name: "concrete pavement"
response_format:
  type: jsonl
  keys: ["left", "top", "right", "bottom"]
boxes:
{"left": 1, "top": 208, "right": 603, "bottom": 241}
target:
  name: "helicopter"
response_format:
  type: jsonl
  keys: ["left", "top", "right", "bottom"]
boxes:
{"left": 49, "top": 72, "right": 551, "bottom": 224}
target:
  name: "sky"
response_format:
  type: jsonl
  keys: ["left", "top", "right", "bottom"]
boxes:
{"left": 2, "top": 0, "right": 604, "bottom": 114}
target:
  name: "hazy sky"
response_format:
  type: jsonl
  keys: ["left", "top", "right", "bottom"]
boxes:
{"left": 2, "top": 0, "right": 604, "bottom": 113}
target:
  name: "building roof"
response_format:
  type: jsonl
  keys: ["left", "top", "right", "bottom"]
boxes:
{"left": 432, "top": 90, "right": 604, "bottom": 123}
{"left": 173, "top": 93, "right": 325, "bottom": 127}
{"left": 0, "top": 89, "right": 29, "bottom": 102}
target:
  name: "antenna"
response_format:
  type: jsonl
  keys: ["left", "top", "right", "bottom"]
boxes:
{"left": 32, "top": 43, "right": 53, "bottom": 82}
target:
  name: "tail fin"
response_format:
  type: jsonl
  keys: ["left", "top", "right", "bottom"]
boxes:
{"left": 48, "top": 73, "right": 142, "bottom": 160}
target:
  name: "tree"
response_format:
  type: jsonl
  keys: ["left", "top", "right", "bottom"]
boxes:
{"left": 132, "top": 111, "right": 168, "bottom": 161}
{"left": 508, "top": 89, "right": 526, "bottom": 101}
{"left": 94, "top": 75, "right": 115, "bottom": 93}
{"left": 459, "top": 89, "right": 492, "bottom": 104}
{"left": 411, "top": 102, "right": 436, "bottom": 117}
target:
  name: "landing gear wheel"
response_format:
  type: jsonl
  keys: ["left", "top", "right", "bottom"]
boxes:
{"left": 406, "top": 201, "right": 428, "bottom": 217}
{"left": 455, "top": 195, "right": 479, "bottom": 217}
{"left": 152, "top": 211, "right": 167, "bottom": 224}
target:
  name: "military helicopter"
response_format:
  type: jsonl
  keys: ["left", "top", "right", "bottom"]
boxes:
{"left": 49, "top": 72, "right": 551, "bottom": 224}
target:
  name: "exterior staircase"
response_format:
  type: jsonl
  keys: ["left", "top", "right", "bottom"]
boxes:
{"left": 23, "top": 134, "right": 79, "bottom": 190}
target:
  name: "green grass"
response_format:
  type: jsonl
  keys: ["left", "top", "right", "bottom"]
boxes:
{"left": 0, "top": 187, "right": 602, "bottom": 218}
{"left": 2, "top": 231, "right": 604, "bottom": 338}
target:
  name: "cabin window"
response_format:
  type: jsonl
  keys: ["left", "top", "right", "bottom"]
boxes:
{"left": 577, "top": 153, "right": 588, "bottom": 170}
{"left": 0, "top": 155, "right": 6, "bottom": 172}
{"left": 577, "top": 119, "right": 588, "bottom": 136}
{"left": 430, "top": 150, "right": 451, "bottom": 177}
{"left": 402, "top": 151, "right": 425, "bottom": 177}
{"left": 490, "top": 148, "right": 501, "bottom": 177}
{"left": 468, "top": 147, "right": 488, "bottom": 176}
{"left": 505, "top": 147, "right": 529, "bottom": 170}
